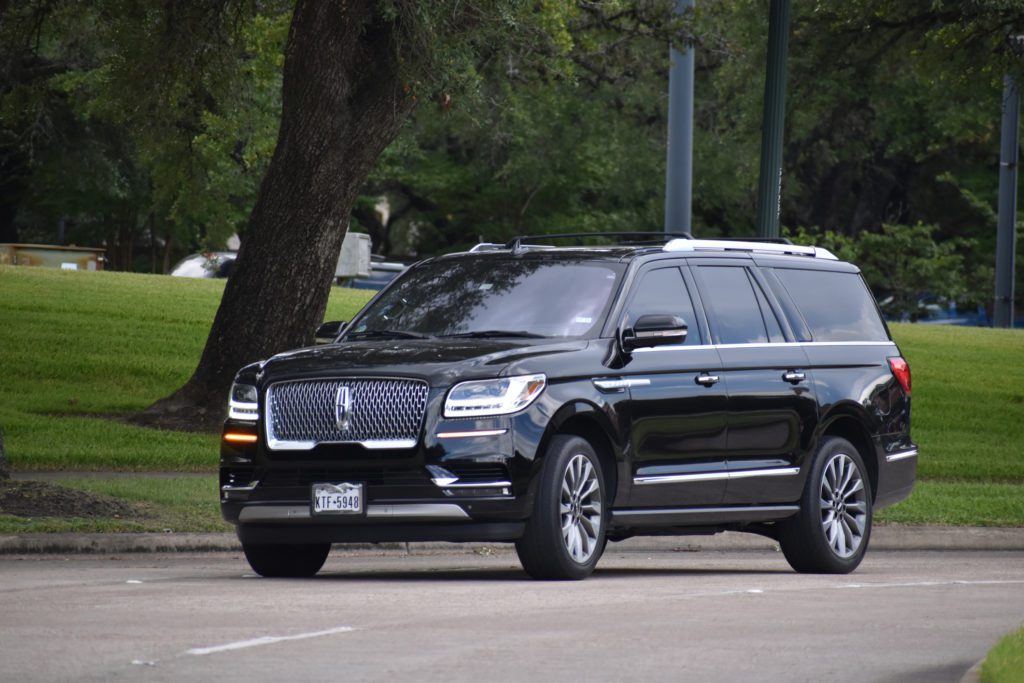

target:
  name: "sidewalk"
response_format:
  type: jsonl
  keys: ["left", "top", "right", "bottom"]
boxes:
{"left": 3, "top": 525, "right": 1024, "bottom": 555}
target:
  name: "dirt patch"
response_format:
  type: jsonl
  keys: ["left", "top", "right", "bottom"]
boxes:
{"left": 0, "top": 480, "right": 148, "bottom": 519}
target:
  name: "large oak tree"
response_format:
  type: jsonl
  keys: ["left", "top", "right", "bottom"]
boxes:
{"left": 132, "top": 0, "right": 691, "bottom": 431}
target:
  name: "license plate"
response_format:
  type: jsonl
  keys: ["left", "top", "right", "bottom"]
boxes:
{"left": 311, "top": 482, "right": 364, "bottom": 515}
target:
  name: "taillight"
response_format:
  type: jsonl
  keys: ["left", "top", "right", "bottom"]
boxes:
{"left": 888, "top": 356, "right": 911, "bottom": 396}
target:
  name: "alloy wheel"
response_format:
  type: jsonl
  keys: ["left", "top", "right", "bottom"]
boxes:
{"left": 819, "top": 453, "right": 868, "bottom": 558}
{"left": 559, "top": 453, "right": 603, "bottom": 563}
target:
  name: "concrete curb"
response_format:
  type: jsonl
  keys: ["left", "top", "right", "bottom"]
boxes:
{"left": 2, "top": 525, "right": 1024, "bottom": 555}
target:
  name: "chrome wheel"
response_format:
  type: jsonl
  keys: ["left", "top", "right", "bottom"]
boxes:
{"left": 819, "top": 453, "right": 868, "bottom": 558}
{"left": 560, "top": 453, "right": 603, "bottom": 564}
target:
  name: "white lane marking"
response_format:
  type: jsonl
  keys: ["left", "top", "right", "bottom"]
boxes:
{"left": 126, "top": 580, "right": 143, "bottom": 584}
{"left": 186, "top": 626, "right": 356, "bottom": 656}
{"left": 840, "top": 579, "right": 1024, "bottom": 590}
{"left": 675, "top": 579, "right": 1024, "bottom": 601}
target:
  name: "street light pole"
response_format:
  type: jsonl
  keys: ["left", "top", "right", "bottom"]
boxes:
{"left": 995, "top": 75, "right": 1019, "bottom": 328}
{"left": 755, "top": 0, "right": 791, "bottom": 239}
{"left": 664, "top": 0, "right": 695, "bottom": 235}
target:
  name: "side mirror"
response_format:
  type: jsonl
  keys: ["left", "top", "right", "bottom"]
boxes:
{"left": 621, "top": 314, "right": 687, "bottom": 352}
{"left": 315, "top": 320, "right": 346, "bottom": 344}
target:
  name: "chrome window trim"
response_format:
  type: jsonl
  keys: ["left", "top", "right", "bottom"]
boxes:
{"left": 633, "top": 340, "right": 897, "bottom": 353}
{"left": 634, "top": 467, "right": 800, "bottom": 486}
{"left": 885, "top": 448, "right": 919, "bottom": 463}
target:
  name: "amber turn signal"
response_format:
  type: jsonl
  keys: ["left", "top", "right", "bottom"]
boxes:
{"left": 223, "top": 432, "right": 258, "bottom": 444}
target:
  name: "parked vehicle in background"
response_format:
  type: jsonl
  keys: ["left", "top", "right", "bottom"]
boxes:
{"left": 345, "top": 256, "right": 407, "bottom": 290}
{"left": 169, "top": 251, "right": 237, "bottom": 278}
{"left": 220, "top": 233, "right": 917, "bottom": 580}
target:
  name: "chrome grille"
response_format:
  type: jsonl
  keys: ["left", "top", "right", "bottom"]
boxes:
{"left": 266, "top": 378, "right": 429, "bottom": 449}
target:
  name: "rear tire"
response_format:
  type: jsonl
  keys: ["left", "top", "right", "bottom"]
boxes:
{"left": 516, "top": 435, "right": 607, "bottom": 580}
{"left": 779, "top": 436, "right": 872, "bottom": 574}
{"left": 242, "top": 542, "right": 331, "bottom": 577}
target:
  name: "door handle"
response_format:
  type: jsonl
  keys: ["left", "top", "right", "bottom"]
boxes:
{"left": 783, "top": 371, "right": 806, "bottom": 384}
{"left": 695, "top": 373, "right": 720, "bottom": 387}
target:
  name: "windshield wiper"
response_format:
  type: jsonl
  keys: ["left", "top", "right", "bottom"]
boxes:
{"left": 441, "top": 330, "right": 547, "bottom": 339}
{"left": 346, "top": 329, "right": 432, "bottom": 340}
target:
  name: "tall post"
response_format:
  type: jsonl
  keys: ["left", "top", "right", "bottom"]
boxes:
{"left": 755, "top": 0, "right": 791, "bottom": 239}
{"left": 664, "top": 0, "right": 695, "bottom": 235}
{"left": 995, "top": 75, "right": 1019, "bottom": 328}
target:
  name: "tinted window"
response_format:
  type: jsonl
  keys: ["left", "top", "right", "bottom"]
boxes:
{"left": 695, "top": 266, "right": 768, "bottom": 344}
{"left": 774, "top": 269, "right": 889, "bottom": 342}
{"left": 625, "top": 267, "right": 702, "bottom": 345}
{"left": 349, "top": 257, "right": 623, "bottom": 339}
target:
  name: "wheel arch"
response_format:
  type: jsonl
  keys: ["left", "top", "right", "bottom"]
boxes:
{"left": 537, "top": 401, "right": 623, "bottom": 506}
{"left": 819, "top": 407, "right": 879, "bottom": 501}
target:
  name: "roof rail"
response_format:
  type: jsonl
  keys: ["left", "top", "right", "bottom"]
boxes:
{"left": 663, "top": 238, "right": 838, "bottom": 260}
{"left": 712, "top": 236, "right": 794, "bottom": 245}
{"left": 504, "top": 231, "right": 694, "bottom": 251}
{"left": 468, "top": 243, "right": 504, "bottom": 252}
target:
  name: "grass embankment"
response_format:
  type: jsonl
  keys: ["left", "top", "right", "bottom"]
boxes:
{"left": 981, "top": 626, "right": 1024, "bottom": 683}
{"left": 0, "top": 266, "right": 371, "bottom": 532}
{"left": 877, "top": 324, "right": 1024, "bottom": 527}
{"left": 0, "top": 266, "right": 1021, "bottom": 532}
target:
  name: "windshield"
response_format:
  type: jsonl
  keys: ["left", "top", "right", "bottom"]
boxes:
{"left": 346, "top": 256, "right": 623, "bottom": 339}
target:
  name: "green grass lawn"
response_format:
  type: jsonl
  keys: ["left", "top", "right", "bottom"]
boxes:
{"left": 982, "top": 626, "right": 1024, "bottom": 683}
{"left": 875, "top": 323, "right": 1024, "bottom": 526}
{"left": 0, "top": 265, "right": 1022, "bottom": 530}
{"left": 0, "top": 266, "right": 372, "bottom": 471}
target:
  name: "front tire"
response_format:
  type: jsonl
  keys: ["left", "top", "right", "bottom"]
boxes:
{"left": 242, "top": 542, "right": 331, "bottom": 577}
{"left": 780, "top": 436, "right": 872, "bottom": 574}
{"left": 516, "top": 435, "right": 607, "bottom": 580}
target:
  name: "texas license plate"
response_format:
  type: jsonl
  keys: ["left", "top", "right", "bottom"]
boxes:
{"left": 311, "top": 482, "right": 364, "bottom": 515}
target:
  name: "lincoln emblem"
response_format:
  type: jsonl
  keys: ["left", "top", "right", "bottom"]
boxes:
{"left": 334, "top": 386, "right": 353, "bottom": 430}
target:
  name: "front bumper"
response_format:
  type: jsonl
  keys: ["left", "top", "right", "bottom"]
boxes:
{"left": 220, "top": 411, "right": 541, "bottom": 544}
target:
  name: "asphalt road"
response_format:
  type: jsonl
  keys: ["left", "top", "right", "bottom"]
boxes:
{"left": 1, "top": 547, "right": 1022, "bottom": 683}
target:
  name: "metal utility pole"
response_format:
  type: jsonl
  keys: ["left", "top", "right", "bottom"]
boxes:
{"left": 664, "top": 0, "right": 695, "bottom": 235}
{"left": 755, "top": 0, "right": 791, "bottom": 239}
{"left": 995, "top": 75, "right": 1019, "bottom": 328}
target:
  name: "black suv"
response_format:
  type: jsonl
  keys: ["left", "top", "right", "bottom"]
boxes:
{"left": 220, "top": 234, "right": 916, "bottom": 580}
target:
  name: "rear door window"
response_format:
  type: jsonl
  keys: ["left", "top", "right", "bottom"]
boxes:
{"left": 694, "top": 266, "right": 770, "bottom": 344}
{"left": 773, "top": 269, "right": 889, "bottom": 342}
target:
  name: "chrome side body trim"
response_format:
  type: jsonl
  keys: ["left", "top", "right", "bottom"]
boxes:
{"left": 614, "top": 505, "right": 800, "bottom": 518}
{"left": 634, "top": 467, "right": 800, "bottom": 486}
{"left": 885, "top": 448, "right": 919, "bottom": 463}
{"left": 238, "top": 503, "right": 470, "bottom": 522}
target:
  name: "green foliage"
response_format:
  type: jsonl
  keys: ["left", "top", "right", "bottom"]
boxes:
{"left": 1, "top": 1, "right": 289, "bottom": 266}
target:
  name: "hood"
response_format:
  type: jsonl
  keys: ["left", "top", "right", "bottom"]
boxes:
{"left": 258, "top": 338, "right": 588, "bottom": 387}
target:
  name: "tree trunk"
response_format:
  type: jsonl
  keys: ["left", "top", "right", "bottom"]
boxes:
{"left": 134, "top": 0, "right": 414, "bottom": 432}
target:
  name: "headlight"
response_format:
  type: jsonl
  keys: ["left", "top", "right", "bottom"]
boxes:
{"left": 444, "top": 374, "right": 546, "bottom": 418}
{"left": 228, "top": 382, "right": 259, "bottom": 421}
